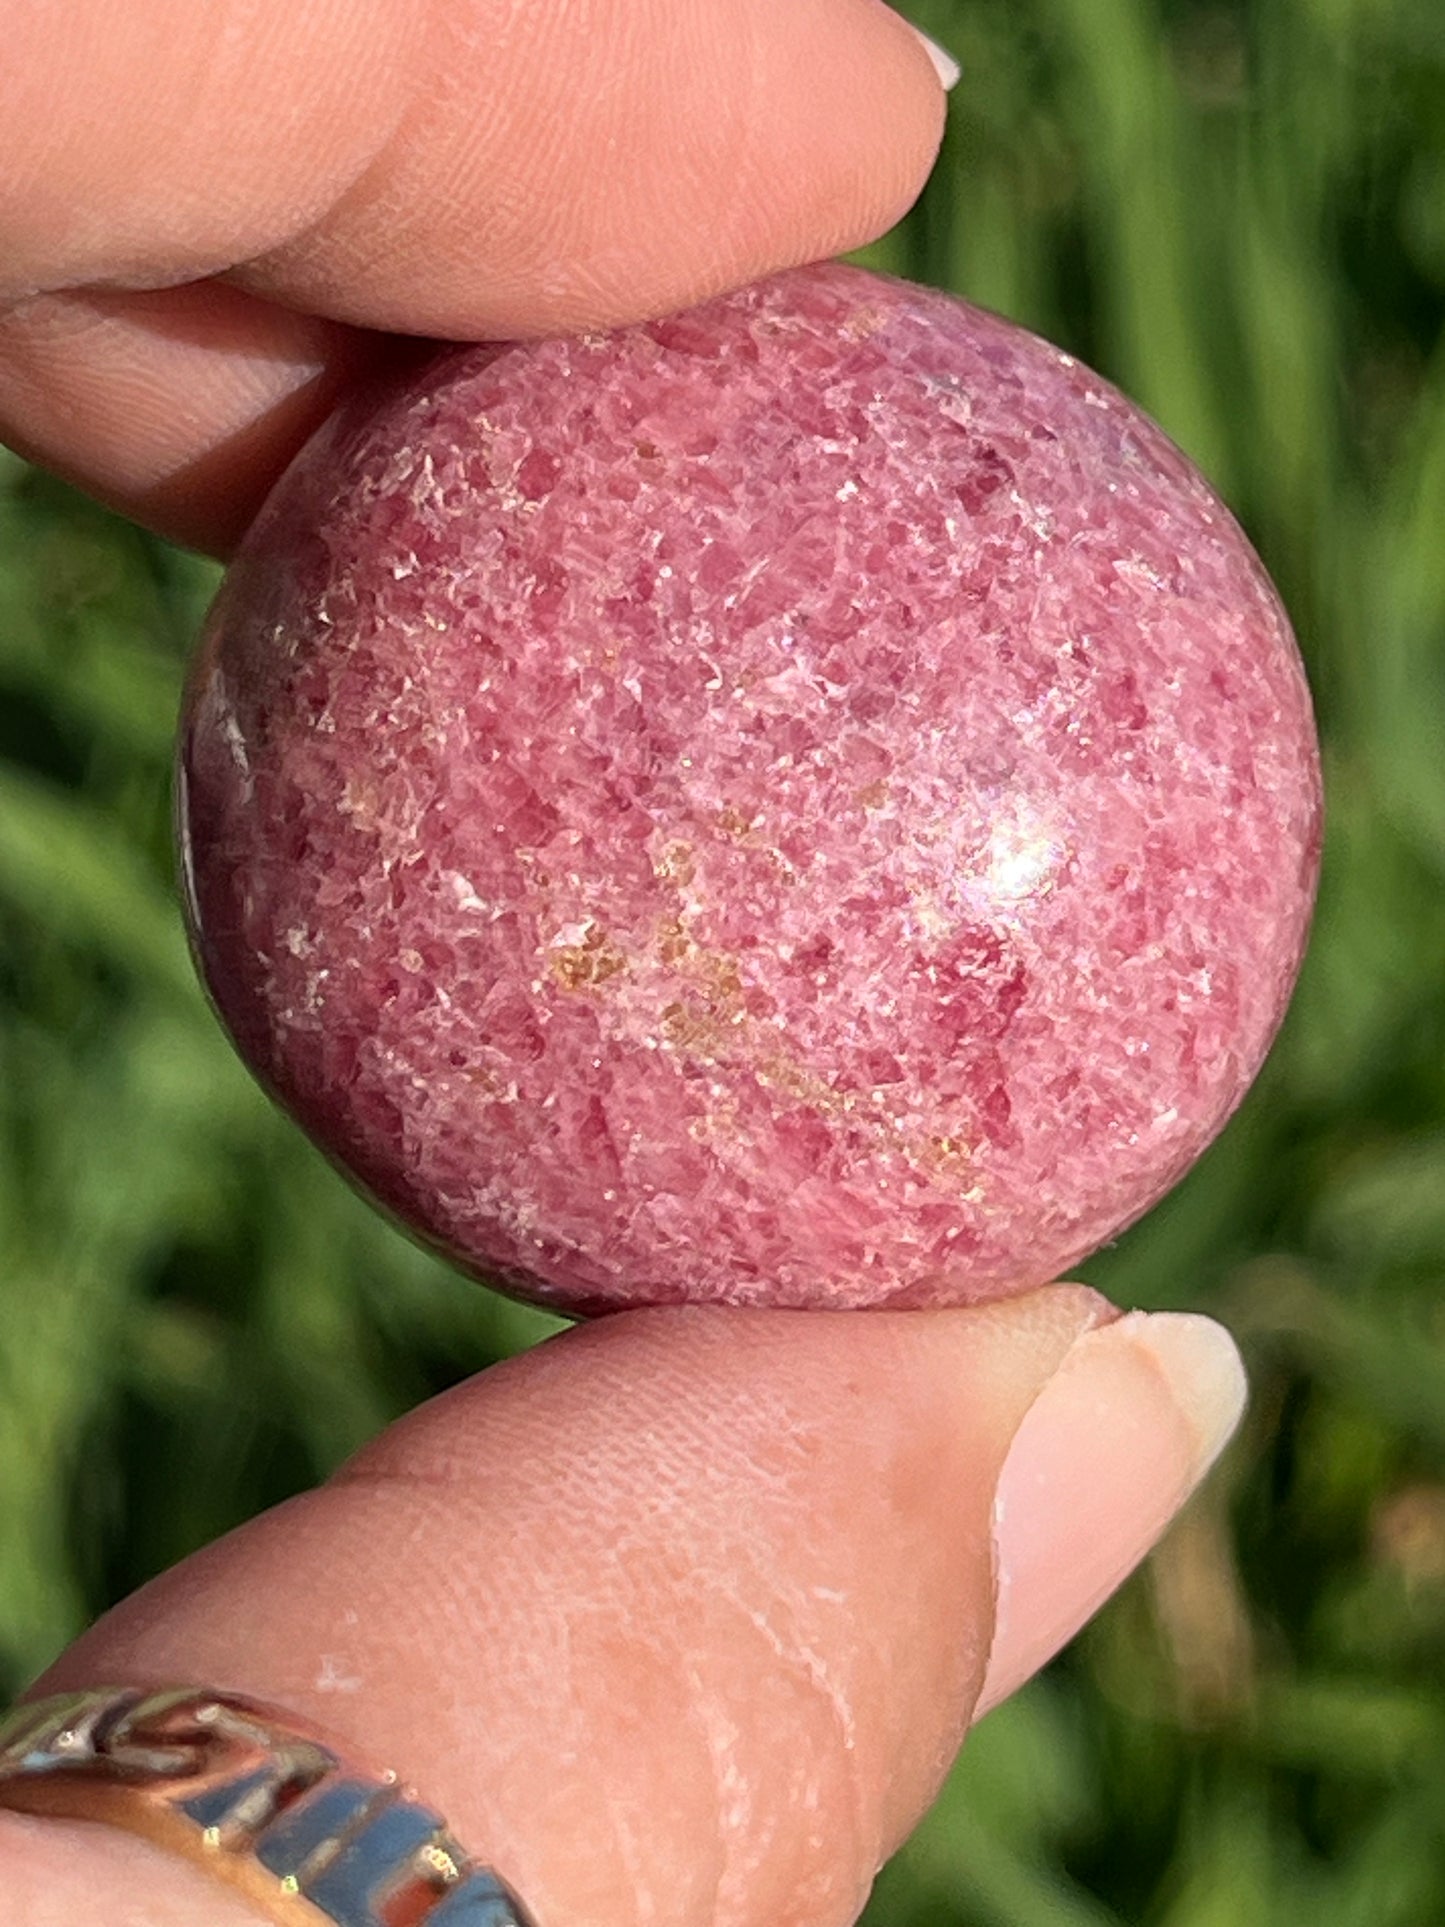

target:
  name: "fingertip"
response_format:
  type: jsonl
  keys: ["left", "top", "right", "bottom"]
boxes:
{"left": 976, "top": 1310, "right": 1248, "bottom": 1720}
{"left": 712, "top": 0, "right": 952, "bottom": 273}
{"left": 238, "top": 0, "right": 951, "bottom": 338}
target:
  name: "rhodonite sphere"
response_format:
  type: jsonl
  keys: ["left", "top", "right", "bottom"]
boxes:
{"left": 180, "top": 263, "right": 1321, "bottom": 1312}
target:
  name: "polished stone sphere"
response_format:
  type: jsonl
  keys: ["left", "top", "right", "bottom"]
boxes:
{"left": 179, "top": 263, "right": 1321, "bottom": 1311}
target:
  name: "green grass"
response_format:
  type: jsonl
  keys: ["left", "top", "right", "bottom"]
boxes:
{"left": 3, "top": 0, "right": 1445, "bottom": 1920}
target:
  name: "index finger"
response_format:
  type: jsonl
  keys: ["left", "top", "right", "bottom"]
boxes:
{"left": 0, "top": 0, "right": 950, "bottom": 550}
{"left": 1, "top": 0, "right": 949, "bottom": 335}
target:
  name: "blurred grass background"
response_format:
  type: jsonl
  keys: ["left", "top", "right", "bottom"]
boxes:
{"left": 1, "top": 0, "right": 1444, "bottom": 1918}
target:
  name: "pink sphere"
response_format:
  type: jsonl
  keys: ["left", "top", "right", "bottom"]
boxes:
{"left": 179, "top": 263, "right": 1321, "bottom": 1312}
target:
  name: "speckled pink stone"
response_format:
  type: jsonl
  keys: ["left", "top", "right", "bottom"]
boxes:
{"left": 180, "top": 263, "right": 1321, "bottom": 1312}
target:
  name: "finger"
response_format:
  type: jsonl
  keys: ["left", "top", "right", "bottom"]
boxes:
{"left": 0, "top": 284, "right": 422, "bottom": 554}
{"left": 0, "top": 0, "right": 948, "bottom": 552}
{"left": 2, "top": 1296, "right": 1244, "bottom": 1927}
{"left": 1, "top": 0, "right": 946, "bottom": 333}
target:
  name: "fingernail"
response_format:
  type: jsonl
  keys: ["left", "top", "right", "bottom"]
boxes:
{"left": 975, "top": 1311, "right": 1247, "bottom": 1719}
{"left": 905, "top": 23, "right": 962, "bottom": 91}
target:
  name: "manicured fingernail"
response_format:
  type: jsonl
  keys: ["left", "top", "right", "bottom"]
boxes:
{"left": 975, "top": 1311, "right": 1246, "bottom": 1718}
{"left": 906, "top": 23, "right": 961, "bottom": 90}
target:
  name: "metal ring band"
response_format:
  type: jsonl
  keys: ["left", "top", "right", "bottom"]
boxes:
{"left": 0, "top": 1687, "right": 538, "bottom": 1927}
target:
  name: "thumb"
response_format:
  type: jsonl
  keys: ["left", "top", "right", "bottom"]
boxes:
{"left": 2, "top": 1291, "right": 1243, "bottom": 1926}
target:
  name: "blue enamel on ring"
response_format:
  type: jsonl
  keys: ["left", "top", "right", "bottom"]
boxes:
{"left": 0, "top": 1686, "right": 537, "bottom": 1927}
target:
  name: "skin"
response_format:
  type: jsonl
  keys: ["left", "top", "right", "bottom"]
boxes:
{"left": 0, "top": 6, "right": 1248, "bottom": 1923}
{"left": 0, "top": 0, "right": 945, "bottom": 551}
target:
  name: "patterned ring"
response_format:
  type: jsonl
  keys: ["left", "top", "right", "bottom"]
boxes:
{"left": 0, "top": 1686, "right": 538, "bottom": 1927}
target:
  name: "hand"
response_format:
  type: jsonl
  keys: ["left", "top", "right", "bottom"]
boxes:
{"left": 0, "top": 0, "right": 949, "bottom": 554}
{"left": 0, "top": 7, "right": 1245, "bottom": 1923}
{"left": 4, "top": 1298, "right": 1241, "bottom": 1926}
